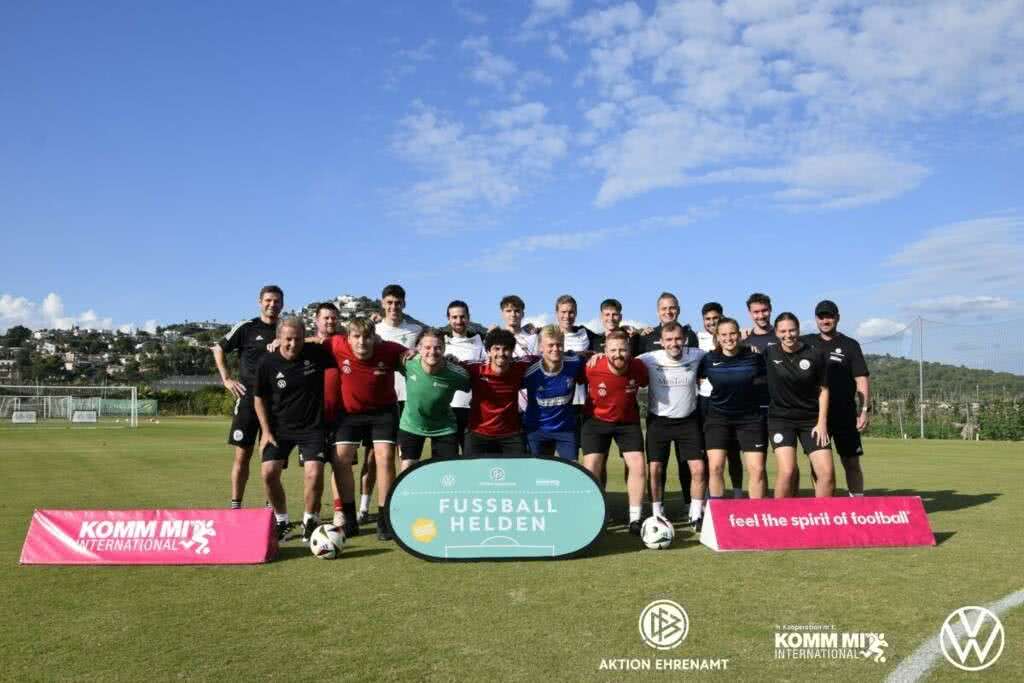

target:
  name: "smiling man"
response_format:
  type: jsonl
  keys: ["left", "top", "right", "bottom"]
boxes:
{"left": 213, "top": 285, "right": 283, "bottom": 511}
{"left": 253, "top": 317, "right": 337, "bottom": 543}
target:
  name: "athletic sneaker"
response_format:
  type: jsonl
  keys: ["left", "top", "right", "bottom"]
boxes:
{"left": 376, "top": 516, "right": 393, "bottom": 542}
{"left": 302, "top": 517, "right": 319, "bottom": 543}
{"left": 628, "top": 520, "right": 642, "bottom": 536}
{"left": 357, "top": 510, "right": 370, "bottom": 525}
{"left": 276, "top": 520, "right": 294, "bottom": 542}
{"left": 694, "top": 517, "right": 703, "bottom": 534}
{"left": 332, "top": 511, "right": 345, "bottom": 527}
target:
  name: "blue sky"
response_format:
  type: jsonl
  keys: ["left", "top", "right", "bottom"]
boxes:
{"left": 2, "top": 0, "right": 1023, "bottom": 344}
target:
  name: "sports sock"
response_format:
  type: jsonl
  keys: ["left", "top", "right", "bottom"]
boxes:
{"left": 274, "top": 512, "right": 289, "bottom": 524}
{"left": 359, "top": 494, "right": 370, "bottom": 513}
{"left": 333, "top": 498, "right": 343, "bottom": 512}
{"left": 850, "top": 492, "right": 864, "bottom": 497}
{"left": 689, "top": 498, "right": 703, "bottom": 520}
{"left": 652, "top": 502, "right": 664, "bottom": 517}
{"left": 342, "top": 502, "right": 357, "bottom": 518}
{"left": 302, "top": 512, "right": 318, "bottom": 526}
{"left": 628, "top": 506, "right": 642, "bottom": 523}
{"left": 230, "top": 499, "right": 241, "bottom": 509}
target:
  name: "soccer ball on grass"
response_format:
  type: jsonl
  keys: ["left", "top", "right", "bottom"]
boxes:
{"left": 641, "top": 516, "right": 675, "bottom": 550}
{"left": 309, "top": 524, "right": 346, "bottom": 559}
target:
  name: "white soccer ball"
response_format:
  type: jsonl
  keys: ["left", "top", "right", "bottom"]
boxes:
{"left": 641, "top": 515, "right": 675, "bottom": 550}
{"left": 309, "top": 524, "right": 346, "bottom": 559}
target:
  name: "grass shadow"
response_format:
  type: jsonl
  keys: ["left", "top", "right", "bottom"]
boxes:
{"left": 933, "top": 531, "right": 956, "bottom": 545}
{"left": 272, "top": 545, "right": 393, "bottom": 562}
{"left": 866, "top": 488, "right": 1001, "bottom": 513}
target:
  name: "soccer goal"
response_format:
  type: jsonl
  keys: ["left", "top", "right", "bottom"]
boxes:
{"left": 0, "top": 385, "right": 145, "bottom": 427}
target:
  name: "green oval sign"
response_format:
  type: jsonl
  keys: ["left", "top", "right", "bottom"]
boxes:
{"left": 387, "top": 456, "right": 606, "bottom": 561}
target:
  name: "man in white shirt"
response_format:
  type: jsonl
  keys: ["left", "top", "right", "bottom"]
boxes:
{"left": 444, "top": 300, "right": 486, "bottom": 454}
{"left": 637, "top": 322, "right": 706, "bottom": 527}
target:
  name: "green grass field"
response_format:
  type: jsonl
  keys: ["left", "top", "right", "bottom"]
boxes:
{"left": 1, "top": 418, "right": 1021, "bottom": 681}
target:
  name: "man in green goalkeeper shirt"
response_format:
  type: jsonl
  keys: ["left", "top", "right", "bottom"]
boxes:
{"left": 397, "top": 327, "right": 472, "bottom": 470}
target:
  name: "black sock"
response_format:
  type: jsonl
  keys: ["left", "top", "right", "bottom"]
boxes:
{"left": 342, "top": 502, "right": 357, "bottom": 518}
{"left": 230, "top": 499, "right": 241, "bottom": 509}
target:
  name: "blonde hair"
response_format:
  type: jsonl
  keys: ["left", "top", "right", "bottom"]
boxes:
{"left": 347, "top": 317, "right": 375, "bottom": 337}
{"left": 540, "top": 324, "right": 564, "bottom": 343}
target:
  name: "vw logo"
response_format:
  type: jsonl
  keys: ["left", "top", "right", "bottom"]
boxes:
{"left": 440, "top": 474, "right": 456, "bottom": 488}
{"left": 940, "top": 606, "right": 1005, "bottom": 671}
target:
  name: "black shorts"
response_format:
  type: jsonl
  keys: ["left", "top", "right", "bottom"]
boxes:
{"left": 452, "top": 407, "right": 470, "bottom": 455}
{"left": 646, "top": 413, "right": 704, "bottom": 464}
{"left": 262, "top": 432, "right": 328, "bottom": 468}
{"left": 769, "top": 419, "right": 831, "bottom": 454}
{"left": 581, "top": 418, "right": 644, "bottom": 456}
{"left": 334, "top": 407, "right": 398, "bottom": 446}
{"left": 397, "top": 430, "right": 459, "bottom": 460}
{"left": 703, "top": 413, "right": 767, "bottom": 453}
{"left": 829, "top": 418, "right": 863, "bottom": 458}
{"left": 464, "top": 431, "right": 525, "bottom": 456}
{"left": 227, "top": 390, "right": 261, "bottom": 447}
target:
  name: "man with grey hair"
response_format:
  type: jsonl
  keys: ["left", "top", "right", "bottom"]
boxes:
{"left": 253, "top": 316, "right": 339, "bottom": 543}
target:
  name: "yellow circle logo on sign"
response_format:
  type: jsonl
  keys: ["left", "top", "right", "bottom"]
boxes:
{"left": 411, "top": 518, "right": 438, "bottom": 543}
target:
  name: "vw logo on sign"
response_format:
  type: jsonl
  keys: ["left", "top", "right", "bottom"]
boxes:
{"left": 939, "top": 606, "right": 1005, "bottom": 671}
{"left": 489, "top": 467, "right": 506, "bottom": 482}
{"left": 440, "top": 474, "right": 456, "bottom": 488}
{"left": 639, "top": 600, "right": 689, "bottom": 650}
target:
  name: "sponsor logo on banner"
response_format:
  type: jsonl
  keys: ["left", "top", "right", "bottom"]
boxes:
{"left": 940, "top": 606, "right": 1005, "bottom": 671}
{"left": 12, "top": 410, "right": 37, "bottom": 424}
{"left": 20, "top": 509, "right": 276, "bottom": 565}
{"left": 387, "top": 457, "right": 604, "bottom": 561}
{"left": 773, "top": 624, "right": 888, "bottom": 663}
{"left": 596, "top": 600, "right": 730, "bottom": 672}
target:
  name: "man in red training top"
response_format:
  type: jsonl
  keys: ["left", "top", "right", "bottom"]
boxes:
{"left": 583, "top": 329, "right": 649, "bottom": 535}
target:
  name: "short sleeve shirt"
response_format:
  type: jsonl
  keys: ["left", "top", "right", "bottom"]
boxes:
{"left": 584, "top": 357, "right": 649, "bottom": 424}
{"left": 765, "top": 343, "right": 828, "bottom": 423}
{"left": 216, "top": 317, "right": 277, "bottom": 386}
{"left": 254, "top": 344, "right": 336, "bottom": 438}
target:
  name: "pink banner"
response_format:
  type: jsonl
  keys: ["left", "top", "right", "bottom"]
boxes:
{"left": 20, "top": 509, "right": 278, "bottom": 565}
{"left": 700, "top": 497, "right": 934, "bottom": 552}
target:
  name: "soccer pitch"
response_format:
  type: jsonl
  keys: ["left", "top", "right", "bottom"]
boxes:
{"left": 1, "top": 419, "right": 1021, "bottom": 681}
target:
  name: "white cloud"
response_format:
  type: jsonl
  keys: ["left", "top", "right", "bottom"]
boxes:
{"left": 855, "top": 318, "right": 909, "bottom": 339}
{"left": 393, "top": 103, "right": 569, "bottom": 228}
{"left": 0, "top": 292, "right": 153, "bottom": 333}
{"left": 453, "top": 0, "right": 487, "bottom": 25}
{"left": 525, "top": 0, "right": 573, "bottom": 29}
{"left": 885, "top": 214, "right": 1024, "bottom": 294}
{"left": 905, "top": 295, "right": 1016, "bottom": 316}
{"left": 568, "top": 0, "right": 1024, "bottom": 207}
{"left": 462, "top": 36, "right": 518, "bottom": 89}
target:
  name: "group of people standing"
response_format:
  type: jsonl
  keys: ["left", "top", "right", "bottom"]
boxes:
{"left": 212, "top": 285, "right": 871, "bottom": 544}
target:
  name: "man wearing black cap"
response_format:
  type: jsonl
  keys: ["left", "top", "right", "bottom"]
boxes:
{"left": 800, "top": 300, "right": 870, "bottom": 496}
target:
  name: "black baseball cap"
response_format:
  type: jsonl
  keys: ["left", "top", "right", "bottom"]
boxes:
{"left": 814, "top": 300, "right": 839, "bottom": 317}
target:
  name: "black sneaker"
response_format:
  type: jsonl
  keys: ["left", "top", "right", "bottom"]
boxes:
{"left": 343, "top": 517, "right": 360, "bottom": 538}
{"left": 276, "top": 520, "right": 294, "bottom": 542}
{"left": 357, "top": 510, "right": 370, "bottom": 525}
{"left": 680, "top": 514, "right": 696, "bottom": 528}
{"left": 302, "top": 518, "right": 319, "bottom": 543}
{"left": 628, "top": 520, "right": 642, "bottom": 536}
{"left": 694, "top": 517, "right": 704, "bottom": 534}
{"left": 376, "top": 516, "right": 393, "bottom": 542}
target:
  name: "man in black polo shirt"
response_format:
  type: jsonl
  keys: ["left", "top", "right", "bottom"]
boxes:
{"left": 637, "top": 291, "right": 699, "bottom": 353}
{"left": 801, "top": 300, "right": 870, "bottom": 496}
{"left": 213, "top": 285, "right": 282, "bottom": 510}
{"left": 254, "top": 317, "right": 337, "bottom": 542}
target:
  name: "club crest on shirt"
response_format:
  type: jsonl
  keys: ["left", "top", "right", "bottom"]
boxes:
{"left": 277, "top": 379, "right": 286, "bottom": 388}
{"left": 799, "top": 359, "right": 811, "bottom": 370}
{"left": 597, "top": 381, "right": 607, "bottom": 397}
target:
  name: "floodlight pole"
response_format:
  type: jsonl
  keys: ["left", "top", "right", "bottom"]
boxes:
{"left": 918, "top": 317, "right": 925, "bottom": 439}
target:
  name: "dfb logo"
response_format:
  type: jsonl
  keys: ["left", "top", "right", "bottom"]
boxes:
{"left": 639, "top": 600, "right": 689, "bottom": 650}
{"left": 939, "top": 606, "right": 1005, "bottom": 672}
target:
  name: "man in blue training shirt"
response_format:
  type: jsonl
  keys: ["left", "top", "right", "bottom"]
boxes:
{"left": 523, "top": 325, "right": 588, "bottom": 460}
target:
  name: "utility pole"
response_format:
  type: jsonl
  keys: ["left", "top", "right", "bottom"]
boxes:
{"left": 918, "top": 317, "right": 925, "bottom": 439}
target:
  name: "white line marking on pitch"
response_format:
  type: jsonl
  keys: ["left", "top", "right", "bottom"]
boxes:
{"left": 886, "top": 588, "right": 1024, "bottom": 682}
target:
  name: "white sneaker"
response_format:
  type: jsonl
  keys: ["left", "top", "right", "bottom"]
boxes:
{"left": 332, "top": 511, "right": 345, "bottom": 527}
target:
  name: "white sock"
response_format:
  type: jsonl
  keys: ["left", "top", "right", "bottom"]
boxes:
{"left": 274, "top": 512, "right": 289, "bottom": 524}
{"left": 303, "top": 512, "right": 318, "bottom": 526}
{"left": 850, "top": 492, "right": 864, "bottom": 497}
{"left": 629, "top": 505, "right": 642, "bottom": 523}
{"left": 652, "top": 502, "right": 664, "bottom": 517}
{"left": 689, "top": 499, "right": 703, "bottom": 520}
{"left": 732, "top": 488, "right": 743, "bottom": 498}
{"left": 359, "top": 495, "right": 370, "bottom": 512}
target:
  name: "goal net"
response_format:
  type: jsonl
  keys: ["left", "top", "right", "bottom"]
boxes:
{"left": 0, "top": 385, "right": 146, "bottom": 427}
